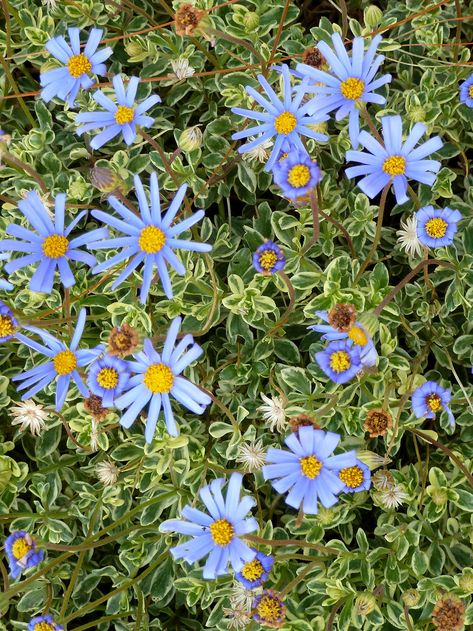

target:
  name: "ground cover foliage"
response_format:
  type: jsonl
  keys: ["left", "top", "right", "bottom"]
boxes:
{"left": 0, "top": 0, "right": 472, "bottom": 629}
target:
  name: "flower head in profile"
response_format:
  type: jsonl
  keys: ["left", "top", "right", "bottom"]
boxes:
{"left": 396, "top": 215, "right": 423, "bottom": 257}
{"left": 114, "top": 317, "right": 211, "bottom": 442}
{"left": 258, "top": 393, "right": 286, "bottom": 432}
{"left": 272, "top": 150, "right": 321, "bottom": 202}
{"left": 253, "top": 241, "right": 285, "bottom": 276}
{"left": 28, "top": 614, "right": 63, "bottom": 631}
{"left": 336, "top": 459, "right": 371, "bottom": 493}
{"left": 310, "top": 310, "right": 378, "bottom": 368}
{"left": 235, "top": 549, "right": 273, "bottom": 589}
{"left": 76, "top": 75, "right": 161, "bottom": 149}
{"left": 87, "top": 355, "right": 131, "bottom": 407}
{"left": 263, "top": 426, "right": 357, "bottom": 514}
{"left": 459, "top": 74, "right": 473, "bottom": 108}
{"left": 415, "top": 206, "right": 461, "bottom": 249}
{"left": 231, "top": 64, "right": 329, "bottom": 171}
{"left": 10, "top": 400, "right": 49, "bottom": 436}
{"left": 0, "top": 302, "right": 18, "bottom": 342}
{"left": 252, "top": 590, "right": 286, "bottom": 628}
{"left": 0, "top": 191, "right": 108, "bottom": 294}
{"left": 13, "top": 309, "right": 102, "bottom": 411}
{"left": 5, "top": 531, "right": 44, "bottom": 579}
{"left": 160, "top": 473, "right": 258, "bottom": 579}
{"left": 296, "top": 33, "right": 392, "bottom": 148}
{"left": 40, "top": 28, "right": 112, "bottom": 107}
{"left": 315, "top": 339, "right": 362, "bottom": 384}
{"left": 345, "top": 115, "right": 443, "bottom": 204}
{"left": 411, "top": 381, "right": 455, "bottom": 427}
{"left": 88, "top": 172, "right": 212, "bottom": 303}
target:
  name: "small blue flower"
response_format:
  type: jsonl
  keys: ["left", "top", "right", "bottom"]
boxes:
{"left": 87, "top": 354, "right": 131, "bottom": 407}
{"left": 253, "top": 241, "right": 285, "bottom": 275}
{"left": 459, "top": 74, "right": 473, "bottom": 108}
{"left": 28, "top": 614, "right": 63, "bottom": 631}
{"left": 272, "top": 150, "right": 321, "bottom": 201}
{"left": 262, "top": 426, "right": 357, "bottom": 514}
{"left": 336, "top": 459, "right": 371, "bottom": 493}
{"left": 160, "top": 473, "right": 258, "bottom": 579}
{"left": 41, "top": 28, "right": 112, "bottom": 107}
{"left": 415, "top": 206, "right": 461, "bottom": 248}
{"left": 296, "top": 33, "right": 391, "bottom": 148}
{"left": 0, "top": 301, "right": 18, "bottom": 342}
{"left": 76, "top": 75, "right": 161, "bottom": 149}
{"left": 0, "top": 253, "right": 13, "bottom": 291}
{"left": 309, "top": 311, "right": 378, "bottom": 368}
{"left": 13, "top": 308, "right": 103, "bottom": 411}
{"left": 411, "top": 381, "right": 455, "bottom": 427}
{"left": 87, "top": 172, "right": 212, "bottom": 303}
{"left": 5, "top": 531, "right": 44, "bottom": 579}
{"left": 252, "top": 590, "right": 286, "bottom": 627}
{"left": 235, "top": 549, "right": 274, "bottom": 589}
{"left": 114, "top": 317, "right": 211, "bottom": 442}
{"left": 345, "top": 115, "right": 443, "bottom": 205}
{"left": 315, "top": 339, "right": 362, "bottom": 384}
{"left": 231, "top": 64, "right": 329, "bottom": 171}
{"left": 0, "top": 191, "right": 108, "bottom": 294}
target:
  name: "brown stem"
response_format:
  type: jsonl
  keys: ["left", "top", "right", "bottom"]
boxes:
{"left": 339, "top": 0, "right": 349, "bottom": 39}
{"left": 280, "top": 560, "right": 321, "bottom": 598}
{"left": 301, "top": 189, "right": 320, "bottom": 254}
{"left": 208, "top": 28, "right": 265, "bottom": 70}
{"left": 326, "top": 599, "right": 345, "bottom": 631}
{"left": 245, "top": 534, "right": 340, "bottom": 555}
{"left": 354, "top": 183, "right": 390, "bottom": 283}
{"left": 2, "top": 153, "right": 48, "bottom": 193}
{"left": 319, "top": 208, "right": 356, "bottom": 258}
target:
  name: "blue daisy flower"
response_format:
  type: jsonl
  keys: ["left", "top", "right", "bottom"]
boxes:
{"left": 87, "top": 172, "right": 212, "bottom": 303}
{"left": 415, "top": 206, "right": 461, "bottom": 248}
{"left": 160, "top": 473, "right": 258, "bottom": 579}
{"left": 13, "top": 308, "right": 103, "bottom": 411}
{"left": 272, "top": 149, "right": 322, "bottom": 201}
{"left": 5, "top": 531, "right": 44, "bottom": 579}
{"left": 40, "top": 27, "right": 112, "bottom": 108}
{"left": 0, "top": 302, "right": 18, "bottom": 342}
{"left": 459, "top": 74, "right": 473, "bottom": 108}
{"left": 0, "top": 253, "right": 13, "bottom": 291}
{"left": 309, "top": 311, "right": 378, "bottom": 368}
{"left": 252, "top": 590, "right": 286, "bottom": 627}
{"left": 87, "top": 354, "right": 131, "bottom": 407}
{"left": 345, "top": 115, "right": 443, "bottom": 205}
{"left": 315, "top": 339, "right": 362, "bottom": 384}
{"left": 76, "top": 75, "right": 161, "bottom": 149}
{"left": 262, "top": 426, "right": 357, "bottom": 514}
{"left": 0, "top": 191, "right": 108, "bottom": 294}
{"left": 336, "top": 458, "right": 371, "bottom": 493}
{"left": 231, "top": 64, "right": 329, "bottom": 171}
{"left": 28, "top": 615, "right": 63, "bottom": 631}
{"left": 411, "top": 381, "right": 455, "bottom": 427}
{"left": 235, "top": 549, "right": 274, "bottom": 589}
{"left": 295, "top": 33, "right": 391, "bottom": 148}
{"left": 253, "top": 241, "right": 285, "bottom": 275}
{"left": 114, "top": 317, "right": 211, "bottom": 442}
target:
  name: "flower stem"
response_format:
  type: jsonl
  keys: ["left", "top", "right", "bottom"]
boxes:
{"left": 268, "top": 271, "right": 296, "bottom": 336}
{"left": 319, "top": 208, "right": 355, "bottom": 258}
{"left": 279, "top": 559, "right": 322, "bottom": 598}
{"left": 245, "top": 534, "right": 340, "bottom": 555}
{"left": 354, "top": 183, "right": 390, "bottom": 284}
{"left": 208, "top": 28, "right": 266, "bottom": 71}
{"left": 2, "top": 152, "right": 48, "bottom": 193}
{"left": 301, "top": 189, "right": 320, "bottom": 254}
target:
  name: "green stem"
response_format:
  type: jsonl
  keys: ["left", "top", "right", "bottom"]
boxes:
{"left": 280, "top": 560, "right": 322, "bottom": 598}
{"left": 354, "top": 183, "right": 390, "bottom": 284}
{"left": 245, "top": 534, "right": 340, "bottom": 555}
{"left": 319, "top": 208, "right": 355, "bottom": 258}
{"left": 4, "top": 552, "right": 72, "bottom": 599}
{"left": 70, "top": 613, "right": 137, "bottom": 631}
{"left": 208, "top": 28, "right": 264, "bottom": 70}
{"left": 2, "top": 152, "right": 48, "bottom": 193}
{"left": 268, "top": 271, "right": 296, "bottom": 337}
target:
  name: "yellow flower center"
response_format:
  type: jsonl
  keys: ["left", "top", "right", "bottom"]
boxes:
{"left": 53, "top": 350, "right": 77, "bottom": 376}
{"left": 138, "top": 225, "right": 166, "bottom": 253}
{"left": 115, "top": 105, "right": 135, "bottom": 125}
{"left": 209, "top": 518, "right": 234, "bottom": 546}
{"left": 241, "top": 558, "right": 264, "bottom": 581}
{"left": 42, "top": 234, "right": 69, "bottom": 259}
{"left": 12, "top": 537, "right": 31, "bottom": 559}
{"left": 0, "top": 314, "right": 15, "bottom": 338}
{"left": 143, "top": 363, "right": 174, "bottom": 394}
{"left": 329, "top": 350, "right": 351, "bottom": 373}
{"left": 425, "top": 217, "right": 448, "bottom": 239}
{"left": 382, "top": 155, "right": 406, "bottom": 176}
{"left": 67, "top": 53, "right": 92, "bottom": 78}
{"left": 469, "top": 86, "right": 473, "bottom": 98}
{"left": 256, "top": 595, "right": 284, "bottom": 623}
{"left": 34, "top": 624, "right": 55, "bottom": 631}
{"left": 287, "top": 164, "right": 311, "bottom": 188}
{"left": 274, "top": 111, "right": 297, "bottom": 135}
{"left": 259, "top": 250, "right": 278, "bottom": 271}
{"left": 348, "top": 325, "right": 368, "bottom": 347}
{"left": 300, "top": 455, "right": 322, "bottom": 479}
{"left": 96, "top": 367, "right": 119, "bottom": 390}
{"left": 426, "top": 393, "right": 442, "bottom": 412}
{"left": 340, "top": 77, "right": 365, "bottom": 100}
{"left": 339, "top": 465, "right": 364, "bottom": 489}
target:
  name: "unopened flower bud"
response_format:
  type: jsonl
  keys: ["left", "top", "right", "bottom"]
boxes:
{"left": 178, "top": 126, "right": 203, "bottom": 152}
{"left": 90, "top": 166, "right": 123, "bottom": 194}
{"left": 355, "top": 592, "right": 377, "bottom": 616}
{"left": 243, "top": 11, "right": 259, "bottom": 31}
{"left": 364, "top": 5, "right": 383, "bottom": 29}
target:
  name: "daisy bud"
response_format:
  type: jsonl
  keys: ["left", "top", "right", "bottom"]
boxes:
{"left": 402, "top": 589, "right": 420, "bottom": 607}
{"left": 178, "top": 126, "right": 203, "bottom": 152}
{"left": 90, "top": 166, "right": 124, "bottom": 195}
{"left": 355, "top": 592, "right": 377, "bottom": 616}
{"left": 243, "top": 11, "right": 259, "bottom": 31}
{"left": 364, "top": 5, "right": 383, "bottom": 29}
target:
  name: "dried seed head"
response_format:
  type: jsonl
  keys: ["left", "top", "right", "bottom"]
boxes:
{"left": 364, "top": 408, "right": 393, "bottom": 438}
{"left": 289, "top": 413, "right": 320, "bottom": 433}
{"left": 432, "top": 595, "right": 465, "bottom": 631}
{"left": 108, "top": 323, "right": 139, "bottom": 357}
{"left": 302, "top": 46, "right": 326, "bottom": 69}
{"left": 327, "top": 303, "right": 357, "bottom": 332}
{"left": 174, "top": 3, "right": 206, "bottom": 36}
{"left": 84, "top": 395, "right": 109, "bottom": 421}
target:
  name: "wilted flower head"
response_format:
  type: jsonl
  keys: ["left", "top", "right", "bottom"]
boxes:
{"left": 171, "top": 57, "right": 196, "bottom": 80}
{"left": 108, "top": 323, "right": 139, "bottom": 357}
{"left": 432, "top": 595, "right": 465, "bottom": 631}
{"left": 252, "top": 590, "right": 286, "bottom": 628}
{"left": 302, "top": 46, "right": 326, "bottom": 69}
{"left": 396, "top": 215, "right": 423, "bottom": 257}
{"left": 96, "top": 460, "right": 119, "bottom": 486}
{"left": 242, "top": 138, "right": 273, "bottom": 163}
{"left": 236, "top": 439, "right": 266, "bottom": 473}
{"left": 223, "top": 603, "right": 251, "bottom": 629}
{"left": 258, "top": 393, "right": 286, "bottom": 432}
{"left": 327, "top": 303, "right": 357, "bottom": 332}
{"left": 375, "top": 482, "right": 409, "bottom": 509}
{"left": 174, "top": 3, "right": 206, "bottom": 36}
{"left": 10, "top": 400, "right": 49, "bottom": 436}
{"left": 84, "top": 394, "right": 110, "bottom": 421}
{"left": 289, "top": 413, "right": 320, "bottom": 433}
{"left": 364, "top": 407, "right": 393, "bottom": 438}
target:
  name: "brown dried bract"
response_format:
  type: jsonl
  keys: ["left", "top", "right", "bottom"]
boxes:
{"left": 289, "top": 413, "right": 320, "bottom": 433}
{"left": 364, "top": 408, "right": 393, "bottom": 438}
{"left": 84, "top": 395, "right": 109, "bottom": 421}
{"left": 108, "top": 323, "right": 139, "bottom": 357}
{"left": 302, "top": 46, "right": 326, "bottom": 69}
{"left": 175, "top": 3, "right": 206, "bottom": 36}
{"left": 432, "top": 596, "right": 465, "bottom": 631}
{"left": 327, "top": 303, "right": 357, "bottom": 332}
